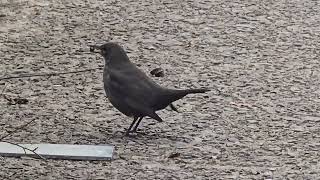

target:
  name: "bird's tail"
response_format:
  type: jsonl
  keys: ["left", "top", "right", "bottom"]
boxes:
{"left": 178, "top": 88, "right": 211, "bottom": 94}
{"left": 167, "top": 88, "right": 210, "bottom": 102}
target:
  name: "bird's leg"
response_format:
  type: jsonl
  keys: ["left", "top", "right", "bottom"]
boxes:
{"left": 132, "top": 117, "right": 143, "bottom": 132}
{"left": 125, "top": 117, "right": 138, "bottom": 136}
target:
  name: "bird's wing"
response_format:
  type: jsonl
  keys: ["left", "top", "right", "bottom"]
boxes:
{"left": 107, "top": 64, "right": 162, "bottom": 114}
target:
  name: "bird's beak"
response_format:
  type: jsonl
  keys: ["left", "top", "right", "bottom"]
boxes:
{"left": 89, "top": 45, "right": 102, "bottom": 54}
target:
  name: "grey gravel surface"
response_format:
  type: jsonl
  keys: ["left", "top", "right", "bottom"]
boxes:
{"left": 1, "top": 0, "right": 320, "bottom": 179}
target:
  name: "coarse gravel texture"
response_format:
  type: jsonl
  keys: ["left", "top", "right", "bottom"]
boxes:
{"left": 1, "top": 0, "right": 320, "bottom": 179}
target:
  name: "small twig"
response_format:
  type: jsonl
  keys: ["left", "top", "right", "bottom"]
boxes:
{"left": 1, "top": 82, "right": 29, "bottom": 105}
{"left": 0, "top": 118, "right": 46, "bottom": 160}
{"left": 1, "top": 82, "right": 9, "bottom": 101}
{"left": 1, "top": 141, "right": 46, "bottom": 160}
{"left": 0, "top": 68, "right": 102, "bottom": 81}
{"left": 0, "top": 119, "right": 36, "bottom": 141}
{"left": 0, "top": 83, "right": 8, "bottom": 95}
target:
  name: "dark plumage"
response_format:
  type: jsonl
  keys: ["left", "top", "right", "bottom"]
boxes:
{"left": 90, "top": 42, "right": 210, "bottom": 135}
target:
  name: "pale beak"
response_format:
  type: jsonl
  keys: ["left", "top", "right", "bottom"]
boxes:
{"left": 89, "top": 45, "right": 102, "bottom": 53}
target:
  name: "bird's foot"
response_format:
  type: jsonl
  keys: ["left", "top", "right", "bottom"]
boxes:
{"left": 125, "top": 129, "right": 137, "bottom": 137}
{"left": 131, "top": 127, "right": 139, "bottom": 133}
{"left": 124, "top": 133, "right": 136, "bottom": 138}
{"left": 125, "top": 128, "right": 145, "bottom": 137}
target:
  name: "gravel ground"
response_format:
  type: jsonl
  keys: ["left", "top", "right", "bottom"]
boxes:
{"left": 1, "top": 0, "right": 320, "bottom": 179}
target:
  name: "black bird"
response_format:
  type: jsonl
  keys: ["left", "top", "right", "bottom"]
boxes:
{"left": 90, "top": 42, "right": 210, "bottom": 135}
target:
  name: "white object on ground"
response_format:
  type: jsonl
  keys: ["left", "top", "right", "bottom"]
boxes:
{"left": 0, "top": 142, "right": 114, "bottom": 160}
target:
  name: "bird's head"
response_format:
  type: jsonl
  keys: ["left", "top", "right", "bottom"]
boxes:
{"left": 90, "top": 42, "right": 129, "bottom": 64}
{"left": 90, "top": 42, "right": 118, "bottom": 56}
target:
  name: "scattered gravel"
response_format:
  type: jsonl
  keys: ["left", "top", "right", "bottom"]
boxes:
{"left": 1, "top": 0, "right": 320, "bottom": 179}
